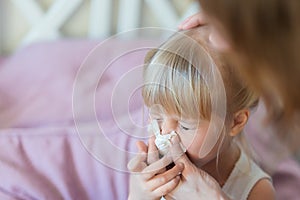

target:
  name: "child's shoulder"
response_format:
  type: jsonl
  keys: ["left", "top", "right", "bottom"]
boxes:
{"left": 247, "top": 178, "right": 275, "bottom": 200}
{"left": 223, "top": 150, "right": 274, "bottom": 200}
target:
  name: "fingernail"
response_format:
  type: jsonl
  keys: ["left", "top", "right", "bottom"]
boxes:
{"left": 181, "top": 17, "right": 191, "bottom": 25}
{"left": 171, "top": 134, "right": 180, "bottom": 144}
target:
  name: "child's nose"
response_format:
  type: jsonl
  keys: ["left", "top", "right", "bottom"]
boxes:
{"left": 161, "top": 119, "right": 177, "bottom": 135}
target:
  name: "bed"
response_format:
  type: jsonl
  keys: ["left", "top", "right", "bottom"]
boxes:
{"left": 0, "top": 37, "right": 299, "bottom": 200}
{"left": 0, "top": 1, "right": 300, "bottom": 200}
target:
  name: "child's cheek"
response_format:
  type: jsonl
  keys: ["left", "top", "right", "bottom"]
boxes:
{"left": 180, "top": 132, "right": 206, "bottom": 155}
{"left": 178, "top": 133, "right": 195, "bottom": 151}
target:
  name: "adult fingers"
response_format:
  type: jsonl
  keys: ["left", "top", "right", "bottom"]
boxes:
{"left": 127, "top": 151, "right": 147, "bottom": 172}
{"left": 127, "top": 141, "right": 148, "bottom": 172}
{"left": 152, "top": 175, "right": 181, "bottom": 198}
{"left": 178, "top": 14, "right": 194, "bottom": 29}
{"left": 178, "top": 12, "right": 207, "bottom": 30}
{"left": 146, "top": 162, "right": 184, "bottom": 192}
{"left": 147, "top": 136, "right": 160, "bottom": 165}
{"left": 169, "top": 135, "right": 198, "bottom": 179}
{"left": 148, "top": 137, "right": 167, "bottom": 175}
{"left": 142, "top": 155, "right": 173, "bottom": 180}
{"left": 136, "top": 140, "right": 148, "bottom": 153}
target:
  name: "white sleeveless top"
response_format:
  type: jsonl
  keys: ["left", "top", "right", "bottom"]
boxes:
{"left": 222, "top": 150, "right": 271, "bottom": 200}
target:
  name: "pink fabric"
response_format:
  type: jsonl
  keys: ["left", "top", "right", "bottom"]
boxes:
{"left": 0, "top": 124, "right": 138, "bottom": 199}
{"left": 0, "top": 56, "right": 5, "bottom": 66}
{"left": 0, "top": 39, "right": 153, "bottom": 199}
{"left": 0, "top": 39, "right": 299, "bottom": 199}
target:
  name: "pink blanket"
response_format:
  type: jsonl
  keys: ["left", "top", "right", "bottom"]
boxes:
{"left": 0, "top": 39, "right": 157, "bottom": 200}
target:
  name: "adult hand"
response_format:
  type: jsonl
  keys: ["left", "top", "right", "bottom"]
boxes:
{"left": 165, "top": 135, "right": 230, "bottom": 200}
{"left": 178, "top": 12, "right": 230, "bottom": 51}
{"left": 178, "top": 12, "right": 207, "bottom": 30}
{"left": 127, "top": 138, "right": 184, "bottom": 200}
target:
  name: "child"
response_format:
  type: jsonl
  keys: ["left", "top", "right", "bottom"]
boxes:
{"left": 128, "top": 27, "right": 275, "bottom": 200}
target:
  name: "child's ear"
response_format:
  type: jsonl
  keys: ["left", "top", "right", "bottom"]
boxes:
{"left": 229, "top": 109, "right": 250, "bottom": 136}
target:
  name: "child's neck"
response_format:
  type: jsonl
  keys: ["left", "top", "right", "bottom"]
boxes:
{"left": 200, "top": 142, "right": 241, "bottom": 187}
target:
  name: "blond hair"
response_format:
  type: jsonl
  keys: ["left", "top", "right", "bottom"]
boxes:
{"left": 142, "top": 28, "right": 258, "bottom": 128}
{"left": 199, "top": 0, "right": 300, "bottom": 125}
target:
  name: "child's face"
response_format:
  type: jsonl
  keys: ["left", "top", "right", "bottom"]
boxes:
{"left": 149, "top": 107, "right": 215, "bottom": 165}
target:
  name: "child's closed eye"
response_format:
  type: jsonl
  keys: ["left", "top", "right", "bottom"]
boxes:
{"left": 179, "top": 124, "right": 190, "bottom": 131}
{"left": 178, "top": 122, "right": 197, "bottom": 132}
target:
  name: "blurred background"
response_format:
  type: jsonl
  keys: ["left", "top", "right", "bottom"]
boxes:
{"left": 0, "top": 0, "right": 199, "bottom": 55}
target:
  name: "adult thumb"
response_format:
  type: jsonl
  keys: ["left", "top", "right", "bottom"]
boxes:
{"left": 136, "top": 140, "right": 148, "bottom": 153}
{"left": 169, "top": 135, "right": 197, "bottom": 176}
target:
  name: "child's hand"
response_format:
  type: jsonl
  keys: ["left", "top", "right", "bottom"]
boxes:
{"left": 165, "top": 135, "right": 231, "bottom": 200}
{"left": 127, "top": 138, "right": 184, "bottom": 200}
